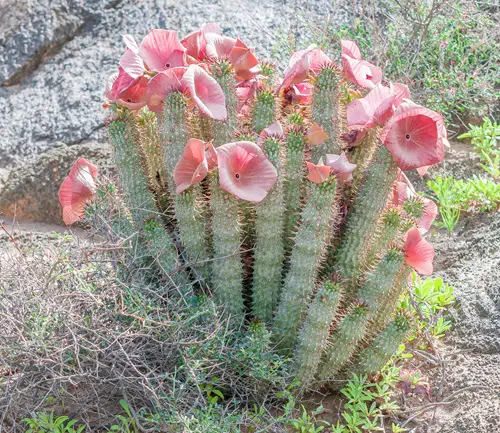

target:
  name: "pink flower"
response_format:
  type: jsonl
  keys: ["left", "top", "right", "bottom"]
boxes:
{"left": 229, "top": 39, "right": 261, "bottom": 80}
{"left": 123, "top": 34, "right": 139, "bottom": 53}
{"left": 340, "top": 41, "right": 382, "bottom": 89}
{"left": 340, "top": 40, "right": 362, "bottom": 60}
{"left": 257, "top": 121, "right": 285, "bottom": 146}
{"left": 341, "top": 129, "right": 367, "bottom": 148}
{"left": 146, "top": 67, "right": 186, "bottom": 112}
{"left": 58, "top": 158, "right": 98, "bottom": 225}
{"left": 280, "top": 46, "right": 330, "bottom": 90}
{"left": 110, "top": 67, "right": 149, "bottom": 110}
{"left": 138, "top": 29, "right": 187, "bottom": 72}
{"left": 293, "top": 82, "right": 314, "bottom": 104}
{"left": 217, "top": 141, "right": 277, "bottom": 202}
{"left": 325, "top": 152, "right": 357, "bottom": 182}
{"left": 119, "top": 48, "right": 145, "bottom": 79}
{"left": 205, "top": 33, "right": 237, "bottom": 60}
{"left": 206, "top": 142, "right": 218, "bottom": 170}
{"left": 380, "top": 101, "right": 446, "bottom": 170}
{"left": 307, "top": 123, "right": 329, "bottom": 145}
{"left": 391, "top": 82, "right": 410, "bottom": 107}
{"left": 347, "top": 84, "right": 395, "bottom": 130}
{"left": 173, "top": 139, "right": 209, "bottom": 194}
{"left": 393, "top": 180, "right": 437, "bottom": 233}
{"left": 181, "top": 23, "right": 221, "bottom": 62}
{"left": 404, "top": 227, "right": 434, "bottom": 275}
{"left": 182, "top": 64, "right": 227, "bottom": 120}
{"left": 306, "top": 159, "right": 331, "bottom": 183}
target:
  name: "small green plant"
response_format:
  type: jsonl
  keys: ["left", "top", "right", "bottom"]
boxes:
{"left": 23, "top": 413, "right": 85, "bottom": 433}
{"left": 108, "top": 400, "right": 138, "bottom": 433}
{"left": 426, "top": 176, "right": 462, "bottom": 231}
{"left": 288, "top": 405, "right": 329, "bottom": 433}
{"left": 459, "top": 117, "right": 500, "bottom": 179}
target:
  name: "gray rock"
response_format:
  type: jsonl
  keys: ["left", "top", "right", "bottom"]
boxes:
{"left": 0, "top": 0, "right": 355, "bottom": 168}
{"left": 0, "top": 142, "right": 112, "bottom": 224}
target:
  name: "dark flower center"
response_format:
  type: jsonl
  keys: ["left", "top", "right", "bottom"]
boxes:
{"left": 127, "top": 98, "right": 132, "bottom": 102}
{"left": 405, "top": 134, "right": 411, "bottom": 140}
{"left": 235, "top": 173, "right": 240, "bottom": 179}
{"left": 165, "top": 63, "right": 171, "bottom": 68}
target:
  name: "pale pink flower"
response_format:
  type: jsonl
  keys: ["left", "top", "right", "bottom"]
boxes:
{"left": 325, "top": 152, "right": 357, "bottom": 182}
{"left": 174, "top": 139, "right": 209, "bottom": 194}
{"left": 341, "top": 42, "right": 382, "bottom": 89}
{"left": 307, "top": 123, "right": 329, "bottom": 145}
{"left": 391, "top": 82, "right": 411, "bottom": 107}
{"left": 205, "top": 33, "right": 237, "bottom": 60}
{"left": 58, "top": 158, "right": 98, "bottom": 225}
{"left": 138, "top": 29, "right": 187, "bottom": 72}
{"left": 380, "top": 101, "right": 446, "bottom": 170}
{"left": 347, "top": 84, "right": 395, "bottom": 130}
{"left": 229, "top": 39, "right": 261, "bottom": 80}
{"left": 340, "top": 40, "right": 362, "bottom": 60}
{"left": 182, "top": 64, "right": 227, "bottom": 120}
{"left": 404, "top": 227, "right": 434, "bottom": 275}
{"left": 205, "top": 142, "right": 218, "bottom": 170}
{"left": 146, "top": 67, "right": 186, "bottom": 112}
{"left": 119, "top": 48, "right": 145, "bottom": 79}
{"left": 110, "top": 67, "right": 149, "bottom": 110}
{"left": 280, "top": 46, "right": 330, "bottom": 90}
{"left": 306, "top": 159, "right": 331, "bottom": 184}
{"left": 181, "top": 23, "right": 221, "bottom": 62}
{"left": 217, "top": 141, "right": 278, "bottom": 202}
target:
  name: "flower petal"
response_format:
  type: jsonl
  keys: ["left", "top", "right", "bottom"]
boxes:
{"left": 347, "top": 84, "right": 395, "bottom": 130}
{"left": 123, "top": 34, "right": 139, "bottom": 53}
{"left": 174, "top": 139, "right": 209, "bottom": 194}
{"left": 119, "top": 49, "right": 145, "bottom": 79}
{"left": 181, "top": 23, "right": 221, "bottom": 62}
{"left": 112, "top": 68, "right": 149, "bottom": 110}
{"left": 341, "top": 40, "right": 362, "bottom": 60}
{"left": 217, "top": 141, "right": 277, "bottom": 202}
{"left": 58, "top": 158, "right": 98, "bottom": 225}
{"left": 206, "top": 142, "right": 218, "bottom": 170}
{"left": 138, "top": 29, "right": 187, "bottom": 72}
{"left": 205, "top": 33, "right": 237, "bottom": 60}
{"left": 307, "top": 123, "right": 329, "bottom": 145}
{"left": 380, "top": 101, "right": 446, "bottom": 170}
{"left": 341, "top": 129, "right": 367, "bottom": 148}
{"left": 391, "top": 82, "right": 411, "bottom": 108}
{"left": 342, "top": 55, "right": 382, "bottom": 88}
{"left": 146, "top": 67, "right": 186, "bottom": 112}
{"left": 182, "top": 65, "right": 227, "bottom": 120}
{"left": 229, "top": 39, "right": 261, "bottom": 80}
{"left": 404, "top": 227, "right": 434, "bottom": 275}
{"left": 280, "top": 46, "right": 314, "bottom": 89}
{"left": 325, "top": 152, "right": 357, "bottom": 182}
{"left": 306, "top": 160, "right": 331, "bottom": 183}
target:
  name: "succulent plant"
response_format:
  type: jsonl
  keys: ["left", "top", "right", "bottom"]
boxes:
{"left": 59, "top": 24, "right": 446, "bottom": 388}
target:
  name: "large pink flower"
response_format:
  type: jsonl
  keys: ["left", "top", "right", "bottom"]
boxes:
{"left": 346, "top": 84, "right": 395, "bottom": 130}
{"left": 182, "top": 65, "right": 227, "bottom": 120}
{"left": 306, "top": 160, "right": 331, "bottom": 184}
{"left": 138, "top": 29, "right": 187, "bottom": 72}
{"left": 404, "top": 227, "right": 434, "bottom": 275}
{"left": 340, "top": 41, "right": 382, "bottom": 89}
{"left": 205, "top": 33, "right": 237, "bottom": 60}
{"left": 325, "top": 152, "right": 357, "bottom": 182}
{"left": 280, "top": 46, "right": 330, "bottom": 90}
{"left": 181, "top": 23, "right": 221, "bottom": 62}
{"left": 146, "top": 67, "right": 186, "bottom": 112}
{"left": 229, "top": 39, "right": 261, "bottom": 80}
{"left": 217, "top": 141, "right": 277, "bottom": 202}
{"left": 58, "top": 158, "right": 98, "bottom": 225}
{"left": 110, "top": 67, "right": 149, "bottom": 110}
{"left": 380, "top": 102, "right": 446, "bottom": 171}
{"left": 174, "top": 139, "right": 209, "bottom": 194}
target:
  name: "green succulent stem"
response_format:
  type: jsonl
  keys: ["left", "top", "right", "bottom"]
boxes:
{"left": 251, "top": 89, "right": 276, "bottom": 134}
{"left": 274, "top": 177, "right": 338, "bottom": 351}
{"left": 294, "top": 281, "right": 341, "bottom": 385}
{"left": 364, "top": 209, "right": 403, "bottom": 266}
{"left": 252, "top": 137, "right": 286, "bottom": 323}
{"left": 210, "top": 174, "right": 245, "bottom": 325}
{"left": 312, "top": 66, "right": 341, "bottom": 159}
{"left": 212, "top": 61, "right": 238, "bottom": 145}
{"left": 335, "top": 145, "right": 399, "bottom": 299}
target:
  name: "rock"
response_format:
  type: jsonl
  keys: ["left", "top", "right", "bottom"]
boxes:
{"left": 0, "top": 142, "right": 112, "bottom": 224}
{"left": 0, "top": 0, "right": 355, "bottom": 169}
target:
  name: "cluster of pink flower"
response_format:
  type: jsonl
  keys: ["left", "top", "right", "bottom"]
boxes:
{"left": 59, "top": 24, "right": 448, "bottom": 276}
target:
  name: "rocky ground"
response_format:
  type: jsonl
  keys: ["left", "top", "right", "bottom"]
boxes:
{"left": 1, "top": 1, "right": 498, "bottom": 432}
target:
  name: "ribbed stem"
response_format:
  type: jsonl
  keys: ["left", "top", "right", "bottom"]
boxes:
{"left": 212, "top": 61, "right": 238, "bottom": 145}
{"left": 210, "top": 174, "right": 244, "bottom": 325}
{"left": 294, "top": 281, "right": 341, "bottom": 385}
{"left": 251, "top": 89, "right": 276, "bottom": 134}
{"left": 352, "top": 315, "right": 409, "bottom": 376}
{"left": 252, "top": 137, "right": 285, "bottom": 323}
{"left": 349, "top": 128, "right": 381, "bottom": 185}
{"left": 283, "top": 127, "right": 306, "bottom": 253}
{"left": 274, "top": 177, "right": 338, "bottom": 351}
{"left": 311, "top": 66, "right": 341, "bottom": 159}
{"left": 335, "top": 146, "right": 399, "bottom": 298}
{"left": 364, "top": 209, "right": 403, "bottom": 266}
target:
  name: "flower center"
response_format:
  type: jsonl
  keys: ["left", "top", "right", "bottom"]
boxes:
{"left": 235, "top": 173, "right": 240, "bottom": 179}
{"left": 165, "top": 63, "right": 171, "bottom": 68}
{"left": 405, "top": 134, "right": 411, "bottom": 140}
{"left": 127, "top": 98, "right": 132, "bottom": 102}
